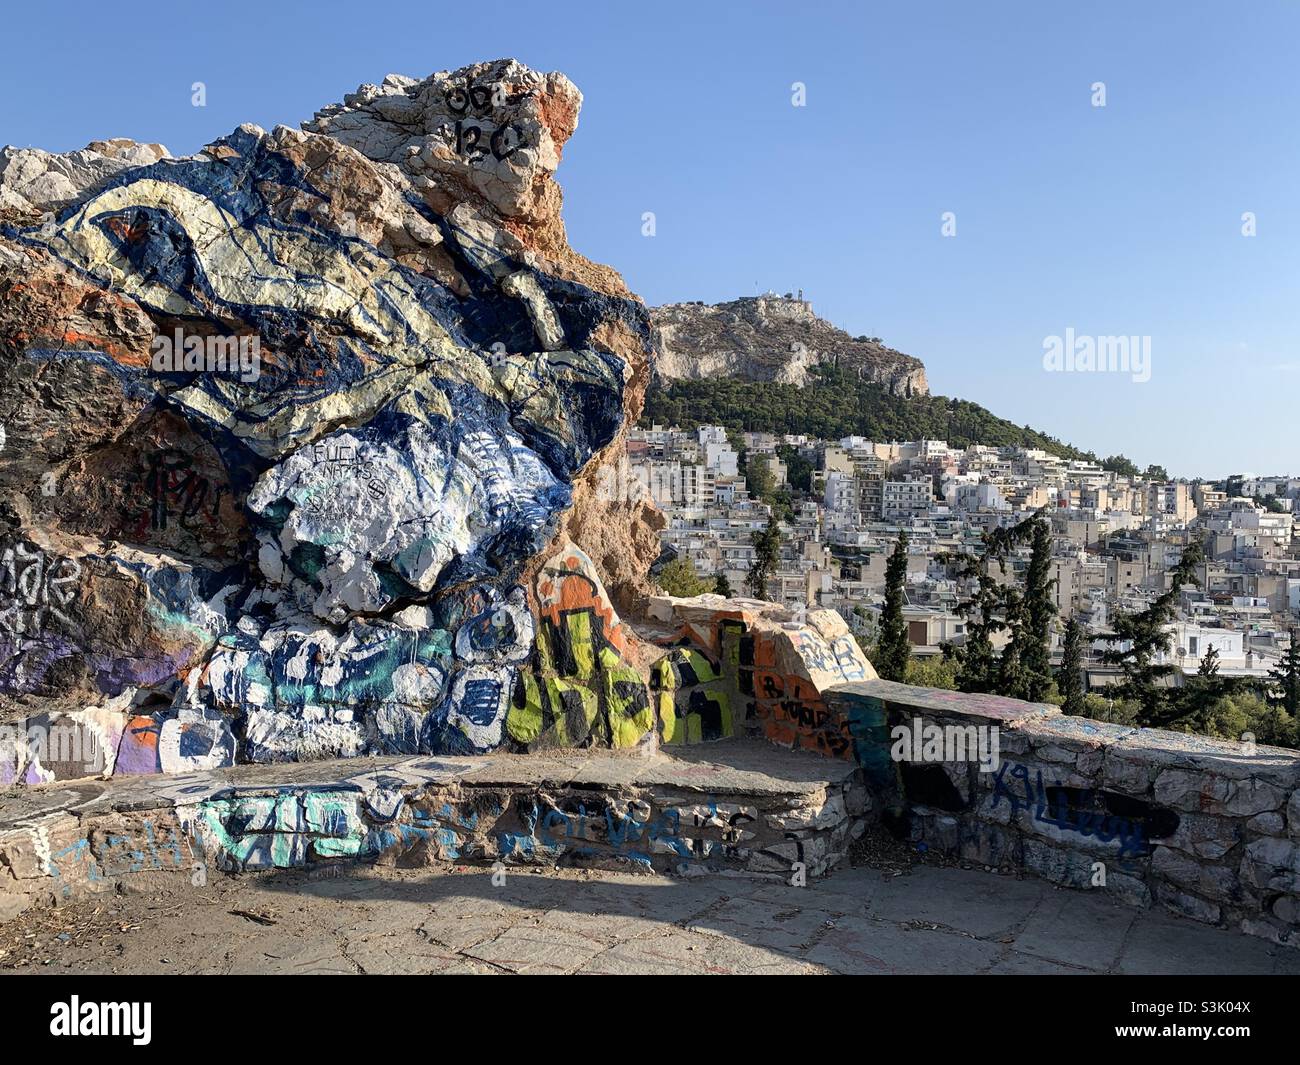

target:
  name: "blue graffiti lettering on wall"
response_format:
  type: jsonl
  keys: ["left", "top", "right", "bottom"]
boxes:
{"left": 498, "top": 798, "right": 756, "bottom": 868}
{"left": 47, "top": 816, "right": 194, "bottom": 896}
{"left": 990, "top": 761, "right": 1174, "bottom": 858}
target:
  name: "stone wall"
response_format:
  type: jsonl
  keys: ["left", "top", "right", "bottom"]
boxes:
{"left": 0, "top": 746, "right": 869, "bottom": 919}
{"left": 824, "top": 680, "right": 1300, "bottom": 948}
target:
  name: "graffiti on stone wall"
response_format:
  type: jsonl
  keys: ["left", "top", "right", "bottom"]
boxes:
{"left": 823, "top": 688, "right": 904, "bottom": 811}
{"left": 183, "top": 785, "right": 763, "bottom": 875}
{"left": 190, "top": 791, "right": 375, "bottom": 870}
{"left": 752, "top": 628, "right": 855, "bottom": 759}
{"left": 438, "top": 76, "right": 528, "bottom": 163}
{"left": 5, "top": 110, "right": 638, "bottom": 765}
{"left": 45, "top": 813, "right": 197, "bottom": 896}
{"left": 792, "top": 629, "right": 869, "bottom": 684}
{"left": 650, "top": 611, "right": 871, "bottom": 757}
{"left": 652, "top": 619, "right": 749, "bottom": 744}
{"left": 507, "top": 550, "right": 652, "bottom": 750}
{"left": 753, "top": 668, "right": 848, "bottom": 758}
{"left": 0, "top": 539, "right": 80, "bottom": 636}
{"left": 990, "top": 760, "right": 1178, "bottom": 858}
{"left": 139, "top": 449, "right": 227, "bottom": 533}
{"left": 497, "top": 794, "right": 759, "bottom": 868}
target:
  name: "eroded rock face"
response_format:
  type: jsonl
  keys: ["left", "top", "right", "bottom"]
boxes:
{"left": 0, "top": 60, "right": 874, "bottom": 782}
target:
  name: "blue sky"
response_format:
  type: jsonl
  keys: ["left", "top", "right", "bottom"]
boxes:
{"left": 3, "top": 0, "right": 1296, "bottom": 478}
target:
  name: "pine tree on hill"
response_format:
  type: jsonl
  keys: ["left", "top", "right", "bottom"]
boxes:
{"left": 1097, "top": 544, "right": 1204, "bottom": 728}
{"left": 656, "top": 557, "right": 710, "bottom": 597}
{"left": 642, "top": 365, "right": 1094, "bottom": 462}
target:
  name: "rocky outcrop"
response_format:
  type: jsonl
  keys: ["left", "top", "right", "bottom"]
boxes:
{"left": 0, "top": 59, "right": 662, "bottom": 758}
{"left": 0, "top": 60, "right": 874, "bottom": 780}
{"left": 651, "top": 295, "right": 929, "bottom": 396}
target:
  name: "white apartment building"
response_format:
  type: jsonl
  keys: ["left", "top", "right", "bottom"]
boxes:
{"left": 1156, "top": 622, "right": 1247, "bottom": 670}
{"left": 882, "top": 478, "right": 933, "bottom": 519}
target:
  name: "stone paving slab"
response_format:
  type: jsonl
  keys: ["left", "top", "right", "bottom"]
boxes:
{"left": 2, "top": 860, "right": 1294, "bottom": 975}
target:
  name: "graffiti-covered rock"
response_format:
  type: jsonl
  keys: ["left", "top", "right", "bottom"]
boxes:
{"left": 0, "top": 58, "right": 878, "bottom": 784}
{"left": 0, "top": 60, "right": 663, "bottom": 768}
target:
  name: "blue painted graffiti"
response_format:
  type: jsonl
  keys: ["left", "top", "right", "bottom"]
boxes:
{"left": 990, "top": 761, "right": 1175, "bottom": 858}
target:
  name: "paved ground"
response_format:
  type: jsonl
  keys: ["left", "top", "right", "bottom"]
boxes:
{"left": 2, "top": 860, "right": 1297, "bottom": 975}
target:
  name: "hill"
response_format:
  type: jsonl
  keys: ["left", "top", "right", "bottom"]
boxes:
{"left": 651, "top": 294, "right": 928, "bottom": 397}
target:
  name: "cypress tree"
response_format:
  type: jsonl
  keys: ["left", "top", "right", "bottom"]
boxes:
{"left": 746, "top": 518, "right": 781, "bottom": 601}
{"left": 1266, "top": 628, "right": 1300, "bottom": 742}
{"left": 1267, "top": 628, "right": 1300, "bottom": 715}
{"left": 878, "top": 532, "right": 911, "bottom": 681}
{"left": 947, "top": 540, "right": 1008, "bottom": 694}
{"left": 1022, "top": 517, "right": 1057, "bottom": 700}
{"left": 1001, "top": 514, "right": 1056, "bottom": 700}
{"left": 1058, "top": 616, "right": 1086, "bottom": 715}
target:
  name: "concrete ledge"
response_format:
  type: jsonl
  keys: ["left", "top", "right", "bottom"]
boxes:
{"left": 843, "top": 679, "right": 1059, "bottom": 726}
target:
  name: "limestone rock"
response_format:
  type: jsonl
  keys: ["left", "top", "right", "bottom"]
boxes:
{"left": 651, "top": 295, "right": 929, "bottom": 396}
{"left": 0, "top": 140, "right": 170, "bottom": 214}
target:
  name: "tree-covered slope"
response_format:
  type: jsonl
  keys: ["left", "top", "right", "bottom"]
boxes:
{"left": 642, "top": 365, "right": 1094, "bottom": 461}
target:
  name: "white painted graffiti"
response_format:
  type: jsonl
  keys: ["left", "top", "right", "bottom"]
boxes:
{"left": 0, "top": 540, "right": 81, "bottom": 635}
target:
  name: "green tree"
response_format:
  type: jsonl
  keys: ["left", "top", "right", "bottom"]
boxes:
{"left": 1058, "top": 617, "right": 1086, "bottom": 716}
{"left": 1198, "top": 644, "right": 1220, "bottom": 678}
{"left": 877, "top": 533, "right": 911, "bottom": 681}
{"left": 713, "top": 572, "right": 733, "bottom": 597}
{"left": 903, "top": 655, "right": 959, "bottom": 690}
{"left": 776, "top": 444, "right": 813, "bottom": 493}
{"left": 1076, "top": 692, "right": 1141, "bottom": 727}
{"left": 746, "top": 457, "right": 775, "bottom": 502}
{"left": 769, "top": 486, "right": 796, "bottom": 523}
{"left": 641, "top": 365, "right": 1096, "bottom": 462}
{"left": 944, "top": 513, "right": 1045, "bottom": 696}
{"left": 1176, "top": 642, "right": 1238, "bottom": 736}
{"left": 1240, "top": 691, "right": 1296, "bottom": 749}
{"left": 1097, "top": 544, "right": 1203, "bottom": 727}
{"left": 656, "top": 557, "right": 710, "bottom": 597}
{"left": 1267, "top": 629, "right": 1300, "bottom": 725}
{"left": 945, "top": 541, "right": 1009, "bottom": 695}
{"left": 1003, "top": 515, "right": 1055, "bottom": 701}
{"left": 747, "top": 518, "right": 782, "bottom": 600}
